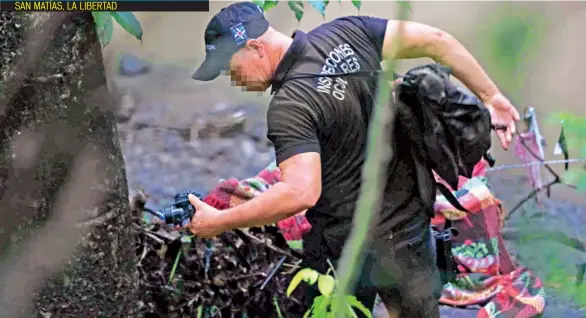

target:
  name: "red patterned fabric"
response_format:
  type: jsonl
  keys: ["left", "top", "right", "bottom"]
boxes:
{"left": 513, "top": 132, "right": 544, "bottom": 203}
{"left": 276, "top": 215, "right": 312, "bottom": 241}
{"left": 434, "top": 158, "right": 489, "bottom": 191}
{"left": 433, "top": 161, "right": 545, "bottom": 317}
{"left": 203, "top": 178, "right": 239, "bottom": 210}
{"left": 203, "top": 164, "right": 311, "bottom": 241}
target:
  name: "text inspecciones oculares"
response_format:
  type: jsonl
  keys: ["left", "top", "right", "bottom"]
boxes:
{"left": 316, "top": 43, "right": 362, "bottom": 101}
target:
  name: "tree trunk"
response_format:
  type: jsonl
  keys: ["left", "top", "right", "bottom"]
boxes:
{"left": 0, "top": 12, "right": 137, "bottom": 317}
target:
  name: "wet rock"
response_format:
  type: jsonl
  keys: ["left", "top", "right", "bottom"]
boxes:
{"left": 247, "top": 121, "right": 272, "bottom": 150}
{"left": 188, "top": 118, "right": 208, "bottom": 140}
{"left": 118, "top": 53, "right": 150, "bottom": 77}
{"left": 130, "top": 101, "right": 169, "bottom": 128}
{"left": 119, "top": 115, "right": 276, "bottom": 211}
{"left": 116, "top": 93, "right": 136, "bottom": 122}
{"left": 232, "top": 102, "right": 265, "bottom": 120}
{"left": 190, "top": 108, "right": 247, "bottom": 140}
{"left": 240, "top": 138, "right": 257, "bottom": 159}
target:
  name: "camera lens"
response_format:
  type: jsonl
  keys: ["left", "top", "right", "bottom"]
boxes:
{"left": 164, "top": 206, "right": 185, "bottom": 226}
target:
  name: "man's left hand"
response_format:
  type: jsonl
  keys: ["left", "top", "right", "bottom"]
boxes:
{"left": 184, "top": 193, "right": 227, "bottom": 238}
{"left": 484, "top": 92, "right": 521, "bottom": 150}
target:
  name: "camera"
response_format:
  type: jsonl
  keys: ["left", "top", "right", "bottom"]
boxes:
{"left": 155, "top": 191, "right": 202, "bottom": 227}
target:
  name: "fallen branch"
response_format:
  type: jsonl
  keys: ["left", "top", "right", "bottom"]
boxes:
{"left": 130, "top": 191, "right": 307, "bottom": 316}
{"left": 236, "top": 228, "right": 299, "bottom": 260}
{"left": 504, "top": 178, "right": 559, "bottom": 222}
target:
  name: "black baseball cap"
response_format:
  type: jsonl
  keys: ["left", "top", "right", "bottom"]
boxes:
{"left": 192, "top": 2, "right": 270, "bottom": 81}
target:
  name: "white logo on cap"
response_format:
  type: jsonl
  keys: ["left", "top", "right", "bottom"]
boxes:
{"left": 206, "top": 44, "right": 216, "bottom": 51}
{"left": 230, "top": 23, "right": 248, "bottom": 46}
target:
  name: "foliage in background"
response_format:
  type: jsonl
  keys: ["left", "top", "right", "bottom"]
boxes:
{"left": 92, "top": 12, "right": 143, "bottom": 47}
{"left": 543, "top": 111, "right": 586, "bottom": 311}
{"left": 253, "top": 0, "right": 362, "bottom": 22}
{"left": 483, "top": 4, "right": 586, "bottom": 312}
{"left": 481, "top": 6, "right": 546, "bottom": 101}
{"left": 549, "top": 113, "right": 586, "bottom": 190}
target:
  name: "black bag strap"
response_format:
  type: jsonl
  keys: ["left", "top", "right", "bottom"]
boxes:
{"left": 436, "top": 182, "right": 470, "bottom": 213}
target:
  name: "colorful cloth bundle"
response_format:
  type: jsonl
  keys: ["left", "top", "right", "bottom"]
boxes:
{"left": 202, "top": 161, "right": 311, "bottom": 241}
{"left": 203, "top": 160, "right": 546, "bottom": 317}
{"left": 433, "top": 163, "right": 546, "bottom": 317}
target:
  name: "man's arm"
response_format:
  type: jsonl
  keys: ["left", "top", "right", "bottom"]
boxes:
{"left": 382, "top": 20, "right": 499, "bottom": 103}
{"left": 213, "top": 100, "right": 322, "bottom": 230}
{"left": 215, "top": 152, "right": 321, "bottom": 229}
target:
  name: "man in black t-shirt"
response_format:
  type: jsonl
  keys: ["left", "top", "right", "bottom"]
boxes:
{"left": 188, "top": 2, "right": 520, "bottom": 317}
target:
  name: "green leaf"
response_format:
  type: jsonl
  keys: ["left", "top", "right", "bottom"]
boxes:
{"left": 111, "top": 12, "right": 143, "bottom": 42}
{"left": 344, "top": 295, "right": 373, "bottom": 318}
{"left": 303, "top": 307, "right": 312, "bottom": 318}
{"left": 92, "top": 12, "right": 113, "bottom": 48}
{"left": 397, "top": 0, "right": 411, "bottom": 13}
{"left": 286, "top": 239, "right": 303, "bottom": 250}
{"left": 287, "top": 268, "right": 319, "bottom": 297}
{"left": 309, "top": 0, "right": 327, "bottom": 18}
{"left": 273, "top": 296, "right": 284, "bottom": 318}
{"left": 263, "top": 0, "right": 279, "bottom": 11}
{"left": 351, "top": 0, "right": 361, "bottom": 11}
{"left": 312, "top": 295, "right": 331, "bottom": 317}
{"left": 168, "top": 250, "right": 182, "bottom": 281}
{"left": 253, "top": 0, "right": 265, "bottom": 7}
{"left": 317, "top": 274, "right": 335, "bottom": 297}
{"left": 288, "top": 0, "right": 304, "bottom": 22}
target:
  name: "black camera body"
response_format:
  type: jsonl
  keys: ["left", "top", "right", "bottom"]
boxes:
{"left": 158, "top": 191, "right": 202, "bottom": 227}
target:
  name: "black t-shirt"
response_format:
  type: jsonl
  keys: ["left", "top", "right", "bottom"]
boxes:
{"left": 268, "top": 16, "right": 428, "bottom": 258}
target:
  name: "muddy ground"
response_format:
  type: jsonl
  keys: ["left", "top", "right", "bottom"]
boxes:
{"left": 110, "top": 52, "right": 585, "bottom": 317}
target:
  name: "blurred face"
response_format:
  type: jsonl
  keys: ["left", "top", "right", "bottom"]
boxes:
{"left": 227, "top": 40, "right": 271, "bottom": 92}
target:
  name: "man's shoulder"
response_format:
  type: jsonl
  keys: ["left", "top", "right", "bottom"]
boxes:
{"left": 309, "top": 15, "right": 384, "bottom": 35}
{"left": 308, "top": 15, "right": 388, "bottom": 64}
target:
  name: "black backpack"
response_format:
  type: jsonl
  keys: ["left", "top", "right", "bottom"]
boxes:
{"left": 394, "top": 63, "right": 494, "bottom": 284}
{"left": 395, "top": 63, "right": 493, "bottom": 210}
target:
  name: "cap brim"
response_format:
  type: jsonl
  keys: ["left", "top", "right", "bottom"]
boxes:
{"left": 192, "top": 54, "right": 231, "bottom": 82}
